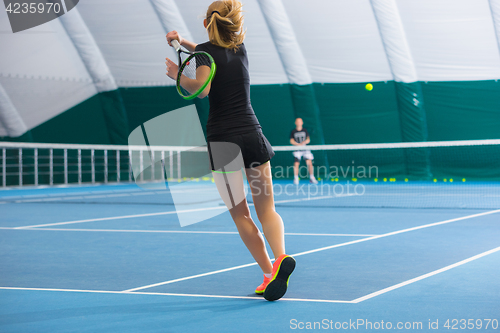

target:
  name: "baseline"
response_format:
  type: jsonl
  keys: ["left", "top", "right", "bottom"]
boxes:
{"left": 0, "top": 227, "right": 376, "bottom": 237}
{"left": 123, "top": 209, "right": 500, "bottom": 293}
{"left": 0, "top": 287, "right": 352, "bottom": 304}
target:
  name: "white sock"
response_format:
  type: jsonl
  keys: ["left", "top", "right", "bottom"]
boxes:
{"left": 264, "top": 273, "right": 272, "bottom": 278}
{"left": 294, "top": 175, "right": 299, "bottom": 179}
{"left": 310, "top": 174, "right": 316, "bottom": 180}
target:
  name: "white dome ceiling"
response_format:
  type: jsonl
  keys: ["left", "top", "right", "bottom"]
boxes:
{"left": 1, "top": 0, "right": 500, "bottom": 137}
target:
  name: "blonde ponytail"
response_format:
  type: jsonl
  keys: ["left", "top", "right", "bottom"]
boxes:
{"left": 206, "top": 0, "right": 246, "bottom": 51}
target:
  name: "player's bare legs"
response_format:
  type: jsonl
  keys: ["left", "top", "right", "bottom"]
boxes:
{"left": 293, "top": 161, "right": 300, "bottom": 184}
{"left": 212, "top": 170, "right": 273, "bottom": 274}
{"left": 306, "top": 159, "right": 314, "bottom": 178}
{"left": 246, "top": 162, "right": 285, "bottom": 259}
{"left": 247, "top": 162, "right": 295, "bottom": 301}
{"left": 293, "top": 161, "right": 300, "bottom": 178}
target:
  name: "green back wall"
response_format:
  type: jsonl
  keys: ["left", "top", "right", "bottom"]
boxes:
{"left": 3, "top": 80, "right": 499, "bottom": 146}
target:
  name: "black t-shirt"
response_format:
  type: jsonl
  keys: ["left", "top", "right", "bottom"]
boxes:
{"left": 195, "top": 42, "right": 261, "bottom": 141}
{"left": 290, "top": 128, "right": 309, "bottom": 144}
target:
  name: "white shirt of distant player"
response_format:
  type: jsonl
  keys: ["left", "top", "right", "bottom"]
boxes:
{"left": 290, "top": 128, "right": 314, "bottom": 160}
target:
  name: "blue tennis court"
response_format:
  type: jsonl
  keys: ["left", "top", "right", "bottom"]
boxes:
{"left": 2, "top": 0, "right": 500, "bottom": 331}
{"left": 1, "top": 180, "right": 499, "bottom": 332}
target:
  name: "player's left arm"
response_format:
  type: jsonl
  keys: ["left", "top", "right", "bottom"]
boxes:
{"left": 180, "top": 66, "right": 211, "bottom": 98}
{"left": 191, "top": 44, "right": 211, "bottom": 98}
{"left": 195, "top": 66, "right": 212, "bottom": 99}
{"left": 166, "top": 59, "right": 211, "bottom": 98}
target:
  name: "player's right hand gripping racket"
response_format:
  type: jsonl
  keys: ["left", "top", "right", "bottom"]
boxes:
{"left": 171, "top": 40, "right": 216, "bottom": 100}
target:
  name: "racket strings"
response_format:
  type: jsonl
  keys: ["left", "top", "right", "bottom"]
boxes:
{"left": 178, "top": 53, "right": 213, "bottom": 98}
{"left": 180, "top": 53, "right": 212, "bottom": 80}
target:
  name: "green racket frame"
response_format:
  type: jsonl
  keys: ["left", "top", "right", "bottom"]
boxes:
{"left": 176, "top": 52, "right": 216, "bottom": 100}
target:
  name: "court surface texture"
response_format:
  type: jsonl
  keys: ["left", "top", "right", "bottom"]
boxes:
{"left": 1, "top": 181, "right": 499, "bottom": 332}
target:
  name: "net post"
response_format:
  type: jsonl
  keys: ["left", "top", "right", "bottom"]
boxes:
{"left": 104, "top": 149, "right": 108, "bottom": 184}
{"left": 177, "top": 150, "right": 181, "bottom": 180}
{"left": 34, "top": 148, "right": 38, "bottom": 186}
{"left": 128, "top": 150, "right": 132, "bottom": 182}
{"left": 161, "top": 151, "right": 165, "bottom": 180}
{"left": 91, "top": 149, "right": 95, "bottom": 184}
{"left": 151, "top": 150, "right": 155, "bottom": 181}
{"left": 77, "top": 149, "right": 82, "bottom": 184}
{"left": 139, "top": 150, "right": 144, "bottom": 182}
{"left": 169, "top": 150, "right": 173, "bottom": 180}
{"left": 18, "top": 148, "right": 22, "bottom": 187}
{"left": 2, "top": 148, "right": 5, "bottom": 187}
{"left": 49, "top": 149, "right": 53, "bottom": 186}
{"left": 116, "top": 150, "right": 120, "bottom": 183}
{"left": 64, "top": 149, "right": 68, "bottom": 185}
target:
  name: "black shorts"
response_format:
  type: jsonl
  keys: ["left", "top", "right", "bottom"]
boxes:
{"left": 207, "top": 131, "right": 275, "bottom": 170}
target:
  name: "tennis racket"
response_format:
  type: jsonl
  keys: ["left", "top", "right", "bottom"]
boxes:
{"left": 171, "top": 40, "right": 216, "bottom": 100}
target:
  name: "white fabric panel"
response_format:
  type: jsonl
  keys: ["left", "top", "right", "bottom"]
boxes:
{"left": 256, "top": 0, "right": 312, "bottom": 85}
{"left": 0, "top": 82, "right": 27, "bottom": 137}
{"left": 168, "top": 0, "right": 210, "bottom": 45}
{"left": 59, "top": 9, "right": 118, "bottom": 92}
{"left": 370, "top": 0, "right": 418, "bottom": 83}
{"left": 0, "top": 75, "right": 97, "bottom": 133}
{"left": 174, "top": 0, "right": 288, "bottom": 85}
{"left": 489, "top": 0, "right": 500, "bottom": 56}
{"left": 149, "top": 0, "right": 194, "bottom": 42}
{"left": 285, "top": 0, "right": 393, "bottom": 83}
{"left": 76, "top": 0, "right": 175, "bottom": 87}
{"left": 0, "top": 9, "right": 97, "bottom": 132}
{"left": 243, "top": 0, "right": 290, "bottom": 85}
{"left": 397, "top": 0, "right": 500, "bottom": 81}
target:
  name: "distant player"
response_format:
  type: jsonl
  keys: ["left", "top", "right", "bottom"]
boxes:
{"left": 290, "top": 118, "right": 318, "bottom": 185}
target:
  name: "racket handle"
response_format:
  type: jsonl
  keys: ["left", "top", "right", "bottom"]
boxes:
{"left": 171, "top": 39, "right": 181, "bottom": 51}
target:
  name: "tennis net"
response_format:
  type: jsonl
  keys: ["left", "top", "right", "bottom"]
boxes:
{"left": 0, "top": 140, "right": 499, "bottom": 210}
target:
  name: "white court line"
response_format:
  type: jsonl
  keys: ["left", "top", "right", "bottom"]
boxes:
{"left": 272, "top": 195, "right": 334, "bottom": 204}
{"left": 0, "top": 227, "right": 239, "bottom": 235}
{"left": 13, "top": 206, "right": 226, "bottom": 229}
{"left": 123, "top": 209, "right": 500, "bottom": 293}
{"left": 0, "top": 187, "right": 208, "bottom": 204}
{"left": 106, "top": 193, "right": 131, "bottom": 198}
{"left": 0, "top": 227, "right": 375, "bottom": 237}
{"left": 61, "top": 196, "right": 83, "bottom": 200}
{"left": 290, "top": 209, "right": 500, "bottom": 258}
{"left": 2, "top": 245, "right": 499, "bottom": 305}
{"left": 351, "top": 245, "right": 500, "bottom": 303}
{"left": 12, "top": 195, "right": 343, "bottom": 229}
{"left": 285, "top": 232, "right": 377, "bottom": 237}
{"left": 124, "top": 263, "right": 261, "bottom": 292}
{"left": 0, "top": 286, "right": 352, "bottom": 303}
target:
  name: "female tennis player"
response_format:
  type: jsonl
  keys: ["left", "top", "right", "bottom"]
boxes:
{"left": 165, "top": 0, "right": 295, "bottom": 301}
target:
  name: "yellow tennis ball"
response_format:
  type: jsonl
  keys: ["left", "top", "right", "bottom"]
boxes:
{"left": 365, "top": 83, "right": 373, "bottom": 91}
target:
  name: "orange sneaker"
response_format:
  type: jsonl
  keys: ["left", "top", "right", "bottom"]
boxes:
{"left": 263, "top": 254, "right": 296, "bottom": 301}
{"left": 255, "top": 274, "right": 272, "bottom": 295}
